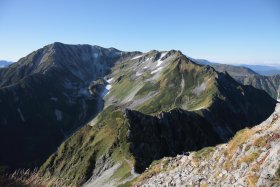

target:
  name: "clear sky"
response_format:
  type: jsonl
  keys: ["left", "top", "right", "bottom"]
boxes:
{"left": 0, "top": 0, "right": 279, "bottom": 64}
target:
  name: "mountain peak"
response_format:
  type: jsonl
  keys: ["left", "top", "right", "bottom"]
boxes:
{"left": 0, "top": 43, "right": 277, "bottom": 187}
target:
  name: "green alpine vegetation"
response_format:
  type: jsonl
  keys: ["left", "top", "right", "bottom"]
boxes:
{"left": 32, "top": 44, "right": 276, "bottom": 186}
{"left": 0, "top": 43, "right": 277, "bottom": 186}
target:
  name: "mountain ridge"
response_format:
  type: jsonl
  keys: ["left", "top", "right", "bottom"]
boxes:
{"left": 25, "top": 43, "right": 276, "bottom": 186}
{"left": 0, "top": 42, "right": 277, "bottom": 187}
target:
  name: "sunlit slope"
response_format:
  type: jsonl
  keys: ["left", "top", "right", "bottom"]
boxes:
{"left": 39, "top": 50, "right": 276, "bottom": 187}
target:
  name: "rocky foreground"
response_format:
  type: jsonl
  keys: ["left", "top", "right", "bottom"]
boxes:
{"left": 135, "top": 104, "right": 280, "bottom": 187}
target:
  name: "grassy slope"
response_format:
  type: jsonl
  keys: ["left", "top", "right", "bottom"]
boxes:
{"left": 39, "top": 54, "right": 220, "bottom": 186}
{"left": 135, "top": 57, "right": 217, "bottom": 114}
{"left": 40, "top": 106, "right": 134, "bottom": 186}
{"left": 38, "top": 52, "right": 276, "bottom": 187}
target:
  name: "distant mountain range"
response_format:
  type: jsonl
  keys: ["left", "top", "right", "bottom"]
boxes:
{"left": 241, "top": 64, "right": 280, "bottom": 76}
{"left": 0, "top": 43, "right": 276, "bottom": 186}
{"left": 194, "top": 59, "right": 280, "bottom": 100}
{"left": 195, "top": 59, "right": 280, "bottom": 76}
{"left": 0, "top": 60, "right": 13, "bottom": 68}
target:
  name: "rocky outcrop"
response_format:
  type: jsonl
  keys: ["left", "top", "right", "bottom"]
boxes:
{"left": 136, "top": 104, "right": 280, "bottom": 187}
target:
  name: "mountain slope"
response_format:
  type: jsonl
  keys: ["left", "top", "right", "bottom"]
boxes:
{"left": 37, "top": 50, "right": 276, "bottom": 186}
{"left": 0, "top": 42, "right": 139, "bottom": 171}
{"left": 136, "top": 103, "right": 280, "bottom": 187}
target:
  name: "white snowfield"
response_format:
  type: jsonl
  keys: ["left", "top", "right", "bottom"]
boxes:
{"left": 134, "top": 52, "right": 168, "bottom": 77}
{"left": 106, "top": 78, "right": 114, "bottom": 83}
{"left": 131, "top": 54, "right": 143, "bottom": 60}
{"left": 151, "top": 67, "right": 163, "bottom": 74}
{"left": 105, "top": 84, "right": 112, "bottom": 91}
{"left": 156, "top": 52, "right": 167, "bottom": 67}
{"left": 101, "top": 78, "right": 113, "bottom": 98}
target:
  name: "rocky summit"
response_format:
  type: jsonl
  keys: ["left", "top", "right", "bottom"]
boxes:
{"left": 0, "top": 43, "right": 278, "bottom": 187}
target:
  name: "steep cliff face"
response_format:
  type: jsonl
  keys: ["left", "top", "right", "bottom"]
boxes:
{"left": 125, "top": 109, "right": 221, "bottom": 173}
{"left": 37, "top": 48, "right": 276, "bottom": 186}
{"left": 135, "top": 104, "right": 280, "bottom": 187}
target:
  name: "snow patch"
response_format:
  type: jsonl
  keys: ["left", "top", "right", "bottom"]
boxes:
{"left": 101, "top": 84, "right": 112, "bottom": 97}
{"left": 160, "top": 52, "right": 167, "bottom": 59}
{"left": 156, "top": 52, "right": 167, "bottom": 67}
{"left": 131, "top": 55, "right": 143, "bottom": 60}
{"left": 143, "top": 57, "right": 152, "bottom": 63}
{"left": 151, "top": 67, "right": 163, "bottom": 74}
{"left": 54, "top": 109, "right": 63, "bottom": 121}
{"left": 136, "top": 72, "right": 143, "bottom": 76}
{"left": 106, "top": 78, "right": 114, "bottom": 83}
{"left": 106, "top": 84, "right": 112, "bottom": 90}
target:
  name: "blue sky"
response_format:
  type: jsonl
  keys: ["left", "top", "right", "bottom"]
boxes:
{"left": 0, "top": 0, "right": 279, "bottom": 64}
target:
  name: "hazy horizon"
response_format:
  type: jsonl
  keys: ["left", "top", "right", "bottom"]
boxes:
{"left": 0, "top": 0, "right": 279, "bottom": 65}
